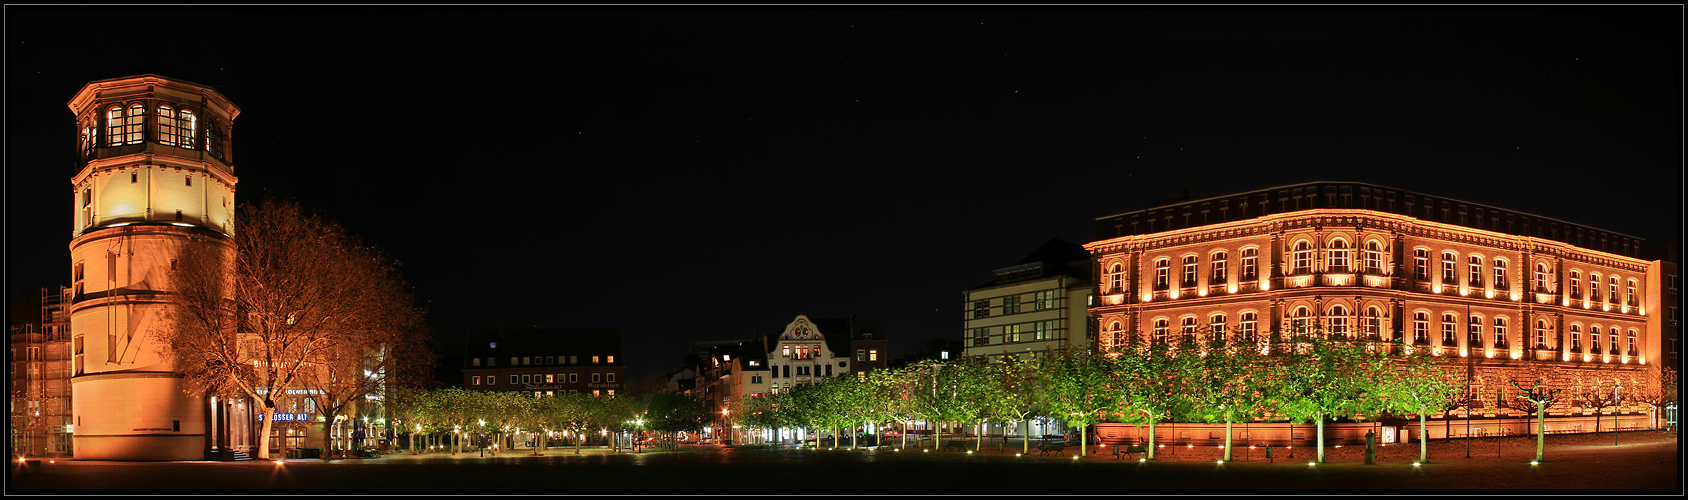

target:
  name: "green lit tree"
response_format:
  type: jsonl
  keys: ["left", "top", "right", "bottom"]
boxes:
{"left": 1111, "top": 340, "right": 1184, "bottom": 460}
{"left": 1269, "top": 333, "right": 1370, "bottom": 463}
{"left": 983, "top": 355, "right": 1046, "bottom": 455}
{"left": 645, "top": 392, "right": 710, "bottom": 448}
{"left": 1038, "top": 346, "right": 1116, "bottom": 457}
{"left": 1178, "top": 332, "right": 1270, "bottom": 461}
{"left": 1506, "top": 367, "right": 1566, "bottom": 462}
{"left": 1371, "top": 347, "right": 1463, "bottom": 463}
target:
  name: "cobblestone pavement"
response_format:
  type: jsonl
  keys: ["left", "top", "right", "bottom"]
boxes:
{"left": 7, "top": 431, "right": 1677, "bottom": 494}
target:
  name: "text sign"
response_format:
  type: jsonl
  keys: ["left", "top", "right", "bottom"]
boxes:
{"left": 255, "top": 413, "right": 313, "bottom": 422}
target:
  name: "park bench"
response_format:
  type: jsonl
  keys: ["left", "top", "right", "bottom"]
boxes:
{"left": 1113, "top": 444, "right": 1149, "bottom": 460}
{"left": 1037, "top": 442, "right": 1066, "bottom": 456}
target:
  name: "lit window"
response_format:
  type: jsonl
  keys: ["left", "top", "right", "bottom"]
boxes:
{"left": 546, "top": 374, "right": 555, "bottom": 383}
{"left": 125, "top": 104, "right": 144, "bottom": 144}
{"left": 1441, "top": 314, "right": 1457, "bottom": 345}
{"left": 1292, "top": 241, "right": 1312, "bottom": 274}
{"left": 1108, "top": 263, "right": 1124, "bottom": 292}
{"left": 1413, "top": 312, "right": 1429, "bottom": 344}
{"left": 1442, "top": 253, "right": 1457, "bottom": 285}
{"left": 1210, "top": 252, "right": 1227, "bottom": 284}
{"left": 1468, "top": 315, "right": 1482, "bottom": 345}
{"left": 1493, "top": 317, "right": 1507, "bottom": 345}
{"left": 1534, "top": 320, "right": 1549, "bottom": 348}
{"left": 1609, "top": 277, "right": 1619, "bottom": 304}
{"left": 1328, "top": 239, "right": 1350, "bottom": 272}
{"left": 1182, "top": 256, "right": 1198, "bottom": 287}
{"left": 1005, "top": 324, "right": 1022, "bottom": 343}
{"left": 1363, "top": 307, "right": 1381, "bottom": 339}
{"left": 1328, "top": 306, "right": 1349, "bottom": 337}
{"left": 782, "top": 345, "right": 791, "bottom": 357}
{"left": 1414, "top": 249, "right": 1430, "bottom": 281}
{"left": 1468, "top": 256, "right": 1483, "bottom": 286}
{"left": 157, "top": 105, "right": 178, "bottom": 145}
{"left": 1238, "top": 313, "right": 1257, "bottom": 342}
{"left": 1290, "top": 307, "right": 1311, "bottom": 336}
{"left": 592, "top": 356, "right": 600, "bottom": 364}
{"left": 1241, "top": 248, "right": 1258, "bottom": 280}
{"left": 1569, "top": 271, "right": 1581, "bottom": 297}
{"left": 1570, "top": 325, "right": 1582, "bottom": 351}
{"left": 608, "top": 355, "right": 615, "bottom": 363}
{"left": 1627, "top": 330, "right": 1637, "bottom": 354}
{"left": 177, "top": 109, "right": 196, "bottom": 148}
{"left": 1590, "top": 326, "right": 1603, "bottom": 352}
{"left": 868, "top": 349, "right": 877, "bottom": 361}
{"left": 857, "top": 349, "right": 866, "bottom": 361}
{"left": 1364, "top": 241, "right": 1384, "bottom": 272}
{"left": 1155, "top": 259, "right": 1171, "bottom": 289}
{"left": 1153, "top": 318, "right": 1169, "bottom": 343}
{"left": 1493, "top": 259, "right": 1507, "bottom": 289}
{"left": 1590, "top": 274, "right": 1601, "bottom": 300}
{"left": 1626, "top": 280, "right": 1637, "bottom": 306}
{"left": 472, "top": 376, "right": 481, "bottom": 385}
{"left": 1210, "top": 314, "right": 1226, "bottom": 337}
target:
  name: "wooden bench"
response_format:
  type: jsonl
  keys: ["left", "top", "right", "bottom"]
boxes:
{"left": 1113, "top": 444, "right": 1149, "bottom": 460}
{"left": 1037, "top": 442, "right": 1066, "bottom": 456}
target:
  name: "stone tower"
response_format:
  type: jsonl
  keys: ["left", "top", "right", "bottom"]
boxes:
{"left": 67, "top": 75, "right": 240, "bottom": 460}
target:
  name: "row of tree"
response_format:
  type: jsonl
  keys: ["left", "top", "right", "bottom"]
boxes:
{"left": 386, "top": 388, "right": 711, "bottom": 456}
{"left": 732, "top": 336, "right": 1674, "bottom": 463}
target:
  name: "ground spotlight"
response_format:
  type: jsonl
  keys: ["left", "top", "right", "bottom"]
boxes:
{"left": 1308, "top": 462, "right": 1316, "bottom": 466}
{"left": 1138, "top": 458, "right": 1146, "bottom": 462}
{"left": 1530, "top": 461, "right": 1539, "bottom": 465}
{"left": 1071, "top": 456, "right": 1079, "bottom": 460}
{"left": 1412, "top": 462, "right": 1421, "bottom": 466}
{"left": 1217, "top": 460, "right": 1224, "bottom": 464}
{"left": 1015, "top": 453, "right": 1022, "bottom": 457}
{"left": 274, "top": 460, "right": 285, "bottom": 465}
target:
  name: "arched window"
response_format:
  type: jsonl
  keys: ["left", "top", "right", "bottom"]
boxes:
{"left": 1493, "top": 316, "right": 1507, "bottom": 346}
{"left": 1153, "top": 318, "right": 1169, "bottom": 343}
{"left": 1182, "top": 256, "right": 1198, "bottom": 287}
{"left": 1364, "top": 307, "right": 1382, "bottom": 339}
{"left": 1534, "top": 319, "right": 1549, "bottom": 348}
{"left": 1108, "top": 263, "right": 1123, "bottom": 292}
{"left": 1608, "top": 276, "right": 1619, "bottom": 304}
{"left": 1328, "top": 305, "right": 1350, "bottom": 337}
{"left": 1468, "top": 315, "right": 1483, "bottom": 345}
{"left": 1493, "top": 259, "right": 1508, "bottom": 289}
{"left": 1238, "top": 312, "right": 1258, "bottom": 342}
{"left": 1154, "top": 259, "right": 1170, "bottom": 290}
{"left": 1627, "top": 329, "right": 1638, "bottom": 354}
{"left": 1106, "top": 321, "right": 1124, "bottom": 349}
{"left": 1414, "top": 249, "right": 1431, "bottom": 281}
{"left": 1626, "top": 279, "right": 1637, "bottom": 306}
{"left": 1292, "top": 241, "right": 1313, "bottom": 274}
{"left": 1441, "top": 313, "right": 1457, "bottom": 345}
{"left": 1570, "top": 325, "right": 1582, "bottom": 351}
{"left": 1364, "top": 241, "right": 1384, "bottom": 273}
{"left": 1569, "top": 271, "right": 1581, "bottom": 297}
{"left": 1589, "top": 273, "right": 1601, "bottom": 300}
{"left": 157, "top": 105, "right": 178, "bottom": 146}
{"left": 1535, "top": 263, "right": 1550, "bottom": 292}
{"left": 1468, "top": 255, "right": 1483, "bottom": 286}
{"left": 1240, "top": 248, "right": 1259, "bottom": 280}
{"left": 1590, "top": 326, "right": 1602, "bottom": 352}
{"left": 177, "top": 108, "right": 196, "bottom": 148}
{"left": 1290, "top": 306, "right": 1312, "bottom": 335}
{"left": 105, "top": 106, "right": 124, "bottom": 146}
{"left": 125, "top": 103, "right": 145, "bottom": 144}
{"left": 1210, "top": 314, "right": 1227, "bottom": 337}
{"left": 1608, "top": 328, "right": 1619, "bottom": 354}
{"left": 1328, "top": 239, "right": 1350, "bottom": 272}
{"left": 1441, "top": 252, "right": 1457, "bottom": 285}
{"left": 1413, "top": 312, "right": 1430, "bottom": 344}
{"left": 1180, "top": 316, "right": 1198, "bottom": 343}
{"left": 1210, "top": 251, "right": 1228, "bottom": 284}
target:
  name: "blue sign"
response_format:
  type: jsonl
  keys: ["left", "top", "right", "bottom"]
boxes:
{"left": 256, "top": 413, "right": 313, "bottom": 422}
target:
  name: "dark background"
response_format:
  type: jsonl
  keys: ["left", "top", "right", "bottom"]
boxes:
{"left": 7, "top": 7, "right": 1681, "bottom": 385}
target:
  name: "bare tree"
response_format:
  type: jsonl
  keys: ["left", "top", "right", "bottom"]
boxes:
{"left": 1630, "top": 364, "right": 1677, "bottom": 430}
{"left": 164, "top": 197, "right": 430, "bottom": 460}
{"left": 1574, "top": 378, "right": 1620, "bottom": 434}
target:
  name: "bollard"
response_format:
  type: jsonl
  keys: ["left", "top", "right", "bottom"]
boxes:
{"left": 1265, "top": 446, "right": 1274, "bottom": 463}
{"left": 1364, "top": 430, "right": 1376, "bottom": 465}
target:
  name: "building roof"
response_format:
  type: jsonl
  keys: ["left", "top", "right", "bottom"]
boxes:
{"left": 975, "top": 238, "right": 1092, "bottom": 288}
{"left": 463, "top": 328, "right": 623, "bottom": 363}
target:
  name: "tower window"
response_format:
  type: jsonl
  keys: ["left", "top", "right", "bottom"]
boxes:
{"left": 157, "top": 105, "right": 178, "bottom": 146}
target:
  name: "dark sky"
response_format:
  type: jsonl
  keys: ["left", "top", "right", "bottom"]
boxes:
{"left": 7, "top": 7, "right": 1682, "bottom": 384}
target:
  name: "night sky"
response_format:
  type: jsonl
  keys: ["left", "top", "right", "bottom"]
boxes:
{"left": 7, "top": 7, "right": 1681, "bottom": 384}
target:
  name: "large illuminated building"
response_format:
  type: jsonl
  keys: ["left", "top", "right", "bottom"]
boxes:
{"left": 65, "top": 75, "right": 250, "bottom": 460}
{"left": 1085, "top": 182, "right": 1675, "bottom": 432}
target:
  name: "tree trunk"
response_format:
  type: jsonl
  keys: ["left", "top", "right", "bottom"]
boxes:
{"left": 256, "top": 404, "right": 276, "bottom": 460}
{"left": 321, "top": 418, "right": 334, "bottom": 461}
{"left": 1223, "top": 417, "right": 1234, "bottom": 461}
{"left": 975, "top": 421, "right": 983, "bottom": 452}
{"left": 1022, "top": 421, "right": 1030, "bottom": 455}
{"left": 901, "top": 421, "right": 908, "bottom": 450}
{"left": 1534, "top": 401, "right": 1546, "bottom": 462}
{"left": 1419, "top": 412, "right": 1429, "bottom": 463}
{"left": 1147, "top": 418, "right": 1157, "bottom": 459}
{"left": 1316, "top": 412, "right": 1325, "bottom": 463}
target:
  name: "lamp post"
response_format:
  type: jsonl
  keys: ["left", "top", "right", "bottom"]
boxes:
{"left": 1614, "top": 385, "right": 1623, "bottom": 446}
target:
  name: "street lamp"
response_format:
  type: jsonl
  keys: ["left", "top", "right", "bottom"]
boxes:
{"left": 1614, "top": 385, "right": 1623, "bottom": 446}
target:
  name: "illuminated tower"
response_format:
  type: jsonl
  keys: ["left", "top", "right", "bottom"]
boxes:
{"left": 67, "top": 75, "right": 240, "bottom": 460}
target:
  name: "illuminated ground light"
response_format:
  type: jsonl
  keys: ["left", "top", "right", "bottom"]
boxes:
{"left": 1072, "top": 456, "right": 1079, "bottom": 460}
{"left": 1308, "top": 462, "right": 1316, "bottom": 466}
{"left": 1138, "top": 458, "right": 1146, "bottom": 462}
{"left": 1413, "top": 462, "right": 1421, "bottom": 466}
{"left": 1216, "top": 460, "right": 1224, "bottom": 464}
{"left": 923, "top": 449, "right": 929, "bottom": 453}
{"left": 274, "top": 460, "right": 285, "bottom": 465}
{"left": 1530, "top": 461, "right": 1539, "bottom": 465}
{"left": 966, "top": 450, "right": 973, "bottom": 454}
{"left": 1015, "top": 453, "right": 1022, "bottom": 457}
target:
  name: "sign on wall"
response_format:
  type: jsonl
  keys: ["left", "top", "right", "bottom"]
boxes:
{"left": 255, "top": 413, "right": 313, "bottom": 422}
